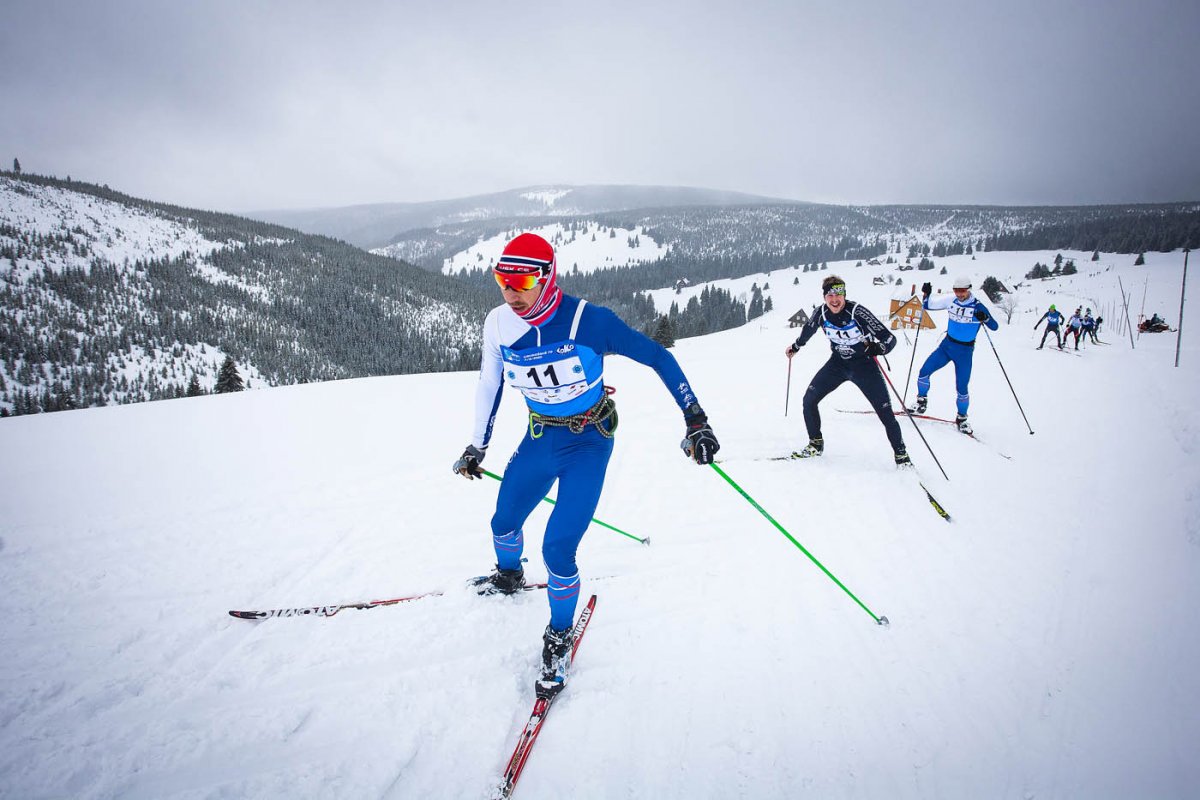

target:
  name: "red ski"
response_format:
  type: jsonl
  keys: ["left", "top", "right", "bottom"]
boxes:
{"left": 229, "top": 581, "right": 549, "bottom": 620}
{"left": 493, "top": 594, "right": 598, "bottom": 799}
{"left": 836, "top": 408, "right": 1011, "bottom": 459}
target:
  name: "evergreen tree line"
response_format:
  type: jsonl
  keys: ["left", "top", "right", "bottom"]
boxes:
{"left": 1025, "top": 260, "right": 1078, "bottom": 280}
{"left": 984, "top": 208, "right": 1200, "bottom": 254}
{"left": 666, "top": 285, "right": 749, "bottom": 339}
{"left": 5, "top": 169, "right": 1197, "bottom": 418}
{"left": 641, "top": 285, "right": 750, "bottom": 347}
{"left": 1, "top": 171, "right": 497, "bottom": 417}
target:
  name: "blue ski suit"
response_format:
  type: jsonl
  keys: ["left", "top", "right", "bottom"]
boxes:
{"left": 1035, "top": 308, "right": 1064, "bottom": 349}
{"left": 917, "top": 292, "right": 999, "bottom": 416}
{"left": 469, "top": 294, "right": 700, "bottom": 630}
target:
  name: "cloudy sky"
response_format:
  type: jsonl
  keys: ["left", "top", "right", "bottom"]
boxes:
{"left": 2, "top": 0, "right": 1197, "bottom": 212}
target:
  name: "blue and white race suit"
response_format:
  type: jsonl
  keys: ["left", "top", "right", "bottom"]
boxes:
{"left": 917, "top": 292, "right": 999, "bottom": 416}
{"left": 470, "top": 294, "right": 699, "bottom": 629}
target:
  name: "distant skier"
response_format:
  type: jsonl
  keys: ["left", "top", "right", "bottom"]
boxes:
{"left": 784, "top": 275, "right": 910, "bottom": 466}
{"left": 1034, "top": 304, "right": 1064, "bottom": 349}
{"left": 1064, "top": 309, "right": 1083, "bottom": 349}
{"left": 909, "top": 277, "right": 999, "bottom": 435}
{"left": 452, "top": 232, "right": 718, "bottom": 699}
{"left": 1082, "top": 309, "right": 1099, "bottom": 344}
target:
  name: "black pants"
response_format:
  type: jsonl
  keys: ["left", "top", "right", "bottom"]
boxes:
{"left": 803, "top": 356, "right": 905, "bottom": 453}
{"left": 1039, "top": 326, "right": 1062, "bottom": 348}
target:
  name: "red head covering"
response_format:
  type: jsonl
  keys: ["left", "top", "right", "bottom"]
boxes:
{"left": 496, "top": 233, "right": 562, "bottom": 326}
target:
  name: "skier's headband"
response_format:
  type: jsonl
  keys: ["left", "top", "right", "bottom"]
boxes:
{"left": 824, "top": 283, "right": 846, "bottom": 297}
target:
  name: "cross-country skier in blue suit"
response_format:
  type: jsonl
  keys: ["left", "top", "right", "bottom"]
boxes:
{"left": 1034, "top": 304, "right": 1065, "bottom": 349}
{"left": 453, "top": 232, "right": 719, "bottom": 699}
{"left": 909, "top": 276, "right": 999, "bottom": 435}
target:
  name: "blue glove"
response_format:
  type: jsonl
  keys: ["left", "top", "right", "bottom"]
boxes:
{"left": 452, "top": 445, "right": 486, "bottom": 479}
{"left": 974, "top": 307, "right": 990, "bottom": 322}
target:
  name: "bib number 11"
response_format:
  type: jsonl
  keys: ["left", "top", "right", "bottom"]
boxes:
{"left": 526, "top": 364, "right": 559, "bottom": 388}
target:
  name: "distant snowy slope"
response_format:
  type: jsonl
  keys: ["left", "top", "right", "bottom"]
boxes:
{"left": 250, "top": 184, "right": 792, "bottom": 249}
{"left": 0, "top": 250, "right": 1197, "bottom": 799}
{"left": 431, "top": 220, "right": 670, "bottom": 277}
{"left": 1, "top": 176, "right": 232, "bottom": 281}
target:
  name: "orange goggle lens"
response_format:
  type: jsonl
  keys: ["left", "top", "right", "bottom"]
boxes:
{"left": 493, "top": 270, "right": 541, "bottom": 292}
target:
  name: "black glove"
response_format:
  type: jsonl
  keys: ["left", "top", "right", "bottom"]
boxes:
{"left": 921, "top": 282, "right": 933, "bottom": 299}
{"left": 452, "top": 444, "right": 486, "bottom": 479}
{"left": 862, "top": 340, "right": 885, "bottom": 357}
{"left": 680, "top": 404, "right": 720, "bottom": 465}
{"left": 974, "top": 307, "right": 990, "bottom": 322}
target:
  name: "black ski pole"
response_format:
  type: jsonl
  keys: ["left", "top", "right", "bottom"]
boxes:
{"left": 980, "top": 326, "right": 1034, "bottom": 435}
{"left": 872, "top": 356, "right": 950, "bottom": 481}
{"left": 784, "top": 356, "right": 793, "bottom": 416}
{"left": 1119, "top": 275, "right": 1136, "bottom": 350}
{"left": 1138, "top": 276, "right": 1148, "bottom": 341}
{"left": 1176, "top": 248, "right": 1189, "bottom": 369}
{"left": 903, "top": 303, "right": 926, "bottom": 405}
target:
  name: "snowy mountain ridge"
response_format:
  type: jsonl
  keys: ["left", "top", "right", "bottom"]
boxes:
{"left": 251, "top": 184, "right": 792, "bottom": 250}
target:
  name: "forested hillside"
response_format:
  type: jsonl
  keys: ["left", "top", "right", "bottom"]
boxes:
{"left": 4, "top": 170, "right": 1198, "bottom": 419}
{"left": 387, "top": 200, "right": 1200, "bottom": 290}
{"left": 0, "top": 172, "right": 494, "bottom": 415}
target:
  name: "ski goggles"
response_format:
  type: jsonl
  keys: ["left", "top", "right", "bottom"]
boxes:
{"left": 824, "top": 284, "right": 846, "bottom": 297}
{"left": 493, "top": 269, "right": 543, "bottom": 292}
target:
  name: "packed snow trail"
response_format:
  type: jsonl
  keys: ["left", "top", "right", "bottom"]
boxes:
{"left": 1, "top": 250, "right": 1198, "bottom": 798}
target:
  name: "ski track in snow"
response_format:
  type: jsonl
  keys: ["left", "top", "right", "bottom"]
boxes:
{"left": 1, "top": 250, "right": 1198, "bottom": 798}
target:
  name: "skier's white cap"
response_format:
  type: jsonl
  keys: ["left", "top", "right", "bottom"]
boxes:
{"left": 952, "top": 276, "right": 972, "bottom": 289}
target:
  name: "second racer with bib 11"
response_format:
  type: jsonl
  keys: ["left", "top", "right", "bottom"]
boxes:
{"left": 785, "top": 275, "right": 910, "bottom": 466}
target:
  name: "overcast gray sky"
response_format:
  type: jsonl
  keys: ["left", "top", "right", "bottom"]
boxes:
{"left": 2, "top": 0, "right": 1198, "bottom": 212}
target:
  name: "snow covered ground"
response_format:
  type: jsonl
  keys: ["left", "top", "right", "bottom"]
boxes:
{"left": 1, "top": 250, "right": 1198, "bottom": 799}
{"left": 439, "top": 221, "right": 669, "bottom": 277}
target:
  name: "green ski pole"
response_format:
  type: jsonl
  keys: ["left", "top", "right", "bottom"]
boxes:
{"left": 708, "top": 463, "right": 887, "bottom": 625}
{"left": 481, "top": 469, "right": 649, "bottom": 545}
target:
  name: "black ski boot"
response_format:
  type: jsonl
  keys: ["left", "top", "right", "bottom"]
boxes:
{"left": 955, "top": 414, "right": 973, "bottom": 435}
{"left": 910, "top": 396, "right": 928, "bottom": 415}
{"left": 894, "top": 449, "right": 912, "bottom": 467}
{"left": 793, "top": 437, "right": 824, "bottom": 459}
{"left": 535, "top": 624, "right": 575, "bottom": 699}
{"left": 472, "top": 565, "right": 526, "bottom": 596}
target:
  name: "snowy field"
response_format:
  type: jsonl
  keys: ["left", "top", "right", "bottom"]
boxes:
{"left": 1, "top": 250, "right": 1198, "bottom": 799}
{"left": 439, "top": 221, "right": 669, "bottom": 277}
